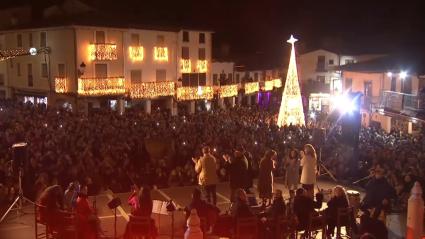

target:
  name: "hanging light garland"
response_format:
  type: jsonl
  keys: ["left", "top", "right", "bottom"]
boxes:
{"left": 129, "top": 46, "right": 144, "bottom": 62}
{"left": 154, "top": 47, "right": 169, "bottom": 61}
{"left": 78, "top": 77, "right": 125, "bottom": 96}
{"left": 0, "top": 48, "right": 38, "bottom": 61}
{"left": 180, "top": 59, "right": 191, "bottom": 73}
{"left": 219, "top": 84, "right": 238, "bottom": 98}
{"left": 89, "top": 43, "right": 118, "bottom": 61}
{"left": 196, "top": 60, "right": 208, "bottom": 73}
{"left": 244, "top": 82, "right": 259, "bottom": 94}
{"left": 273, "top": 78, "right": 282, "bottom": 88}
{"left": 54, "top": 77, "right": 68, "bottom": 93}
{"left": 177, "top": 86, "right": 214, "bottom": 100}
{"left": 130, "top": 81, "right": 175, "bottom": 99}
{"left": 264, "top": 80, "right": 274, "bottom": 91}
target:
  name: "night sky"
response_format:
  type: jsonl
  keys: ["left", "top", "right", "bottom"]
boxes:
{"left": 2, "top": 0, "right": 425, "bottom": 67}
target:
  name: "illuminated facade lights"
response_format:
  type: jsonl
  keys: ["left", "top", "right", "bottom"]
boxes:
{"left": 78, "top": 77, "right": 125, "bottom": 96}
{"left": 54, "top": 77, "right": 68, "bottom": 93}
{"left": 0, "top": 48, "right": 33, "bottom": 61}
{"left": 273, "top": 78, "right": 282, "bottom": 88}
{"left": 219, "top": 84, "right": 238, "bottom": 98}
{"left": 130, "top": 81, "right": 175, "bottom": 99}
{"left": 177, "top": 86, "right": 214, "bottom": 100}
{"left": 277, "top": 35, "right": 305, "bottom": 127}
{"left": 154, "top": 47, "right": 169, "bottom": 61}
{"left": 180, "top": 59, "right": 191, "bottom": 73}
{"left": 244, "top": 82, "right": 260, "bottom": 94}
{"left": 196, "top": 60, "right": 208, "bottom": 73}
{"left": 129, "top": 46, "right": 144, "bottom": 62}
{"left": 264, "top": 80, "right": 274, "bottom": 91}
{"left": 89, "top": 43, "right": 118, "bottom": 61}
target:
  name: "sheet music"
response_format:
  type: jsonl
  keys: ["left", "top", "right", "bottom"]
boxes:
{"left": 152, "top": 200, "right": 169, "bottom": 215}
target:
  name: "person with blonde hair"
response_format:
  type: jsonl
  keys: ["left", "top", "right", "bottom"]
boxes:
{"left": 300, "top": 144, "right": 317, "bottom": 198}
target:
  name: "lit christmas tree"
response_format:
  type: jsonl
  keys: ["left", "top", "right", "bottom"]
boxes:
{"left": 277, "top": 35, "right": 305, "bottom": 127}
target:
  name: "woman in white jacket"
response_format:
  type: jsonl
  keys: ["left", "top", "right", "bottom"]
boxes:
{"left": 300, "top": 144, "right": 317, "bottom": 198}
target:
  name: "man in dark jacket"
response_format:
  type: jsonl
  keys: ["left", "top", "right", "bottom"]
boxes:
{"left": 223, "top": 150, "right": 249, "bottom": 202}
{"left": 293, "top": 188, "right": 322, "bottom": 230}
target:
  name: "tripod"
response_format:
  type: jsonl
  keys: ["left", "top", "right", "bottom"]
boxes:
{"left": 317, "top": 146, "right": 337, "bottom": 182}
{"left": 0, "top": 167, "right": 34, "bottom": 223}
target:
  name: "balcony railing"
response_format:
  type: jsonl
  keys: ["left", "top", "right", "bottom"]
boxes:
{"left": 177, "top": 86, "right": 214, "bottom": 100}
{"left": 244, "top": 82, "right": 259, "bottom": 94}
{"left": 380, "top": 91, "right": 422, "bottom": 112}
{"left": 78, "top": 77, "right": 125, "bottom": 96}
{"left": 219, "top": 84, "right": 238, "bottom": 98}
{"left": 130, "top": 82, "right": 175, "bottom": 99}
{"left": 89, "top": 43, "right": 118, "bottom": 61}
{"left": 54, "top": 77, "right": 68, "bottom": 93}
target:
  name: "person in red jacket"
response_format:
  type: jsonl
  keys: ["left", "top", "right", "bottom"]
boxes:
{"left": 75, "top": 186, "right": 100, "bottom": 239}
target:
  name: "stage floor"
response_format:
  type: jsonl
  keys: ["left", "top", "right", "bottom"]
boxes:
{"left": 0, "top": 178, "right": 366, "bottom": 239}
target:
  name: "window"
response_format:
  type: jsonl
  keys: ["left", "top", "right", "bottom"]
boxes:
{"left": 220, "top": 73, "right": 226, "bottom": 84}
{"left": 317, "top": 55, "right": 325, "bottom": 71}
{"left": 199, "top": 33, "right": 205, "bottom": 44}
{"left": 401, "top": 77, "right": 412, "bottom": 94}
{"left": 95, "top": 64, "right": 108, "bottom": 78}
{"left": 17, "top": 34, "right": 22, "bottom": 47}
{"left": 390, "top": 77, "right": 396, "bottom": 91}
{"left": 236, "top": 73, "right": 240, "bottom": 83}
{"left": 345, "top": 78, "right": 352, "bottom": 90}
{"left": 58, "top": 64, "right": 65, "bottom": 77}
{"left": 328, "top": 59, "right": 334, "bottom": 65}
{"left": 41, "top": 63, "right": 48, "bottom": 78}
{"left": 228, "top": 73, "right": 233, "bottom": 82}
{"left": 156, "top": 35, "right": 164, "bottom": 45}
{"left": 183, "top": 31, "right": 189, "bottom": 42}
{"left": 156, "top": 69, "right": 166, "bottom": 81}
{"left": 182, "top": 47, "right": 189, "bottom": 59}
{"left": 0, "top": 74, "right": 4, "bottom": 86}
{"left": 198, "top": 48, "right": 206, "bottom": 60}
{"left": 364, "top": 81, "right": 372, "bottom": 97}
{"left": 95, "top": 31, "right": 105, "bottom": 44}
{"left": 27, "top": 64, "right": 33, "bottom": 87}
{"left": 317, "top": 75, "right": 325, "bottom": 83}
{"left": 254, "top": 73, "right": 258, "bottom": 81}
{"left": 131, "top": 34, "right": 139, "bottom": 46}
{"left": 213, "top": 74, "right": 218, "bottom": 85}
{"left": 189, "top": 73, "right": 198, "bottom": 86}
{"left": 29, "top": 33, "right": 33, "bottom": 47}
{"left": 182, "top": 73, "right": 190, "bottom": 86}
{"left": 17, "top": 63, "right": 21, "bottom": 76}
{"left": 40, "top": 32, "right": 47, "bottom": 47}
{"left": 199, "top": 73, "right": 206, "bottom": 86}
{"left": 130, "top": 70, "right": 142, "bottom": 84}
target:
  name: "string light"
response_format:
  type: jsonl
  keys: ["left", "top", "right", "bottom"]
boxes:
{"left": 273, "top": 78, "right": 282, "bottom": 88}
{"left": 196, "top": 60, "right": 208, "bottom": 73}
{"left": 264, "top": 80, "right": 274, "bottom": 91}
{"left": 0, "top": 48, "right": 33, "bottom": 61}
{"left": 130, "top": 81, "right": 175, "bottom": 99}
{"left": 244, "top": 82, "right": 259, "bottom": 94}
{"left": 277, "top": 35, "right": 305, "bottom": 127}
{"left": 154, "top": 47, "right": 168, "bottom": 61}
{"left": 219, "top": 84, "right": 238, "bottom": 98}
{"left": 89, "top": 43, "right": 117, "bottom": 61}
{"left": 177, "top": 86, "right": 214, "bottom": 100}
{"left": 180, "top": 59, "right": 191, "bottom": 73}
{"left": 54, "top": 77, "right": 68, "bottom": 93}
{"left": 129, "top": 46, "right": 144, "bottom": 62}
{"left": 78, "top": 77, "right": 125, "bottom": 96}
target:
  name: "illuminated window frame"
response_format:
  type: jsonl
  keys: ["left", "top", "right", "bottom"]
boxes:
{"left": 245, "top": 82, "right": 259, "bottom": 94}
{"left": 88, "top": 43, "right": 118, "bottom": 61}
{"left": 54, "top": 77, "right": 68, "bottom": 93}
{"left": 129, "top": 46, "right": 144, "bottom": 62}
{"left": 196, "top": 60, "right": 208, "bottom": 73}
{"left": 154, "top": 47, "right": 169, "bottom": 62}
{"left": 180, "top": 59, "right": 191, "bottom": 73}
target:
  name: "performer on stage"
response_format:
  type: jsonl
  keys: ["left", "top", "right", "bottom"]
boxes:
{"left": 193, "top": 146, "right": 219, "bottom": 205}
{"left": 38, "top": 185, "right": 65, "bottom": 232}
{"left": 75, "top": 186, "right": 101, "bottom": 239}
{"left": 257, "top": 150, "right": 277, "bottom": 207}
{"left": 300, "top": 144, "right": 317, "bottom": 198}
{"left": 223, "top": 149, "right": 249, "bottom": 202}
{"left": 285, "top": 148, "right": 300, "bottom": 192}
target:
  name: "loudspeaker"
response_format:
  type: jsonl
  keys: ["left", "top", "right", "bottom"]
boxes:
{"left": 107, "top": 197, "right": 122, "bottom": 209}
{"left": 12, "top": 142, "right": 27, "bottom": 169}
{"left": 312, "top": 128, "right": 326, "bottom": 146}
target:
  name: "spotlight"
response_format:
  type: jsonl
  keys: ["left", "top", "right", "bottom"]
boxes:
{"left": 332, "top": 93, "right": 356, "bottom": 114}
{"left": 400, "top": 71, "right": 407, "bottom": 79}
{"left": 387, "top": 72, "right": 392, "bottom": 77}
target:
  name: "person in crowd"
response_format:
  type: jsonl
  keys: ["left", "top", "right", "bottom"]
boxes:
{"left": 361, "top": 166, "right": 396, "bottom": 219}
{"left": 257, "top": 150, "right": 277, "bottom": 207}
{"left": 324, "top": 185, "right": 352, "bottom": 237}
{"left": 293, "top": 188, "right": 322, "bottom": 230}
{"left": 285, "top": 148, "right": 300, "bottom": 192}
{"left": 124, "top": 186, "right": 158, "bottom": 238}
{"left": 300, "top": 144, "right": 318, "bottom": 198}
{"left": 359, "top": 210, "right": 388, "bottom": 239}
{"left": 185, "top": 188, "right": 219, "bottom": 233}
{"left": 38, "top": 185, "right": 65, "bottom": 232}
{"left": 223, "top": 150, "right": 249, "bottom": 202}
{"left": 230, "top": 188, "right": 254, "bottom": 219}
{"left": 63, "top": 181, "right": 79, "bottom": 211}
{"left": 264, "top": 189, "right": 286, "bottom": 219}
{"left": 193, "top": 146, "right": 219, "bottom": 205}
{"left": 75, "top": 186, "right": 101, "bottom": 239}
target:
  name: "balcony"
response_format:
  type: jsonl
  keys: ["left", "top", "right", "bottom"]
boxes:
{"left": 176, "top": 86, "right": 214, "bottom": 100}
{"left": 130, "top": 81, "right": 175, "bottom": 99}
{"left": 54, "top": 77, "right": 68, "bottom": 93}
{"left": 304, "top": 80, "right": 330, "bottom": 94}
{"left": 244, "top": 82, "right": 259, "bottom": 94}
{"left": 89, "top": 43, "right": 118, "bottom": 61}
{"left": 380, "top": 91, "right": 423, "bottom": 113}
{"left": 219, "top": 84, "right": 238, "bottom": 98}
{"left": 78, "top": 77, "right": 125, "bottom": 96}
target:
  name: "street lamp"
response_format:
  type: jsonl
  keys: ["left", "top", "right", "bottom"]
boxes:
{"left": 400, "top": 71, "right": 407, "bottom": 80}
{"left": 78, "top": 62, "right": 86, "bottom": 77}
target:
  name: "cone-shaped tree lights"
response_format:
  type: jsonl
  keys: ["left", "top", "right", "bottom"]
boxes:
{"left": 277, "top": 35, "right": 305, "bottom": 127}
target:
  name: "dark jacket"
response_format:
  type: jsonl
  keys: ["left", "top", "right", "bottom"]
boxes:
{"left": 363, "top": 177, "right": 396, "bottom": 209}
{"left": 225, "top": 155, "right": 249, "bottom": 189}
{"left": 293, "top": 195, "right": 321, "bottom": 229}
{"left": 266, "top": 197, "right": 286, "bottom": 219}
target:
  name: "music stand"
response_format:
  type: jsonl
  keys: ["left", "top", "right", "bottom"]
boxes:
{"left": 0, "top": 142, "right": 35, "bottom": 223}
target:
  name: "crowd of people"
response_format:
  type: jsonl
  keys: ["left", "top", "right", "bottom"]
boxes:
{"left": 1, "top": 98, "right": 425, "bottom": 238}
